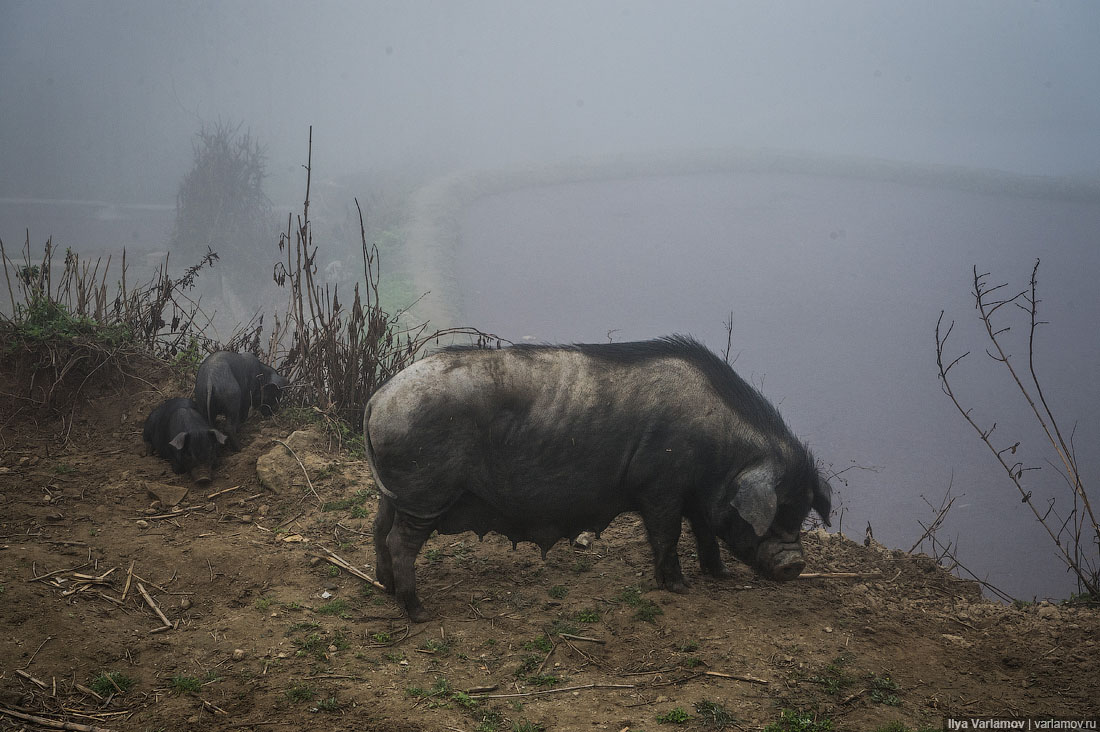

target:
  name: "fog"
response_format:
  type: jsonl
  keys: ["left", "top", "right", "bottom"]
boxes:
{"left": 3, "top": 1, "right": 1099, "bottom": 202}
{"left": 3, "top": 2, "right": 1100, "bottom": 598}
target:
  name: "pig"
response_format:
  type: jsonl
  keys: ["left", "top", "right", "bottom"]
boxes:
{"left": 143, "top": 397, "right": 228, "bottom": 483}
{"left": 194, "top": 351, "right": 289, "bottom": 450}
{"left": 364, "top": 335, "right": 832, "bottom": 622}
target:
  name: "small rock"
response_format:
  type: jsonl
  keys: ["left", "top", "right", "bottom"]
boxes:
{"left": 205, "top": 502, "right": 217, "bottom": 512}
{"left": 1037, "top": 604, "right": 1060, "bottom": 620}
{"left": 327, "top": 644, "right": 338, "bottom": 653}
{"left": 232, "top": 649, "right": 246, "bottom": 661}
{"left": 239, "top": 514, "right": 253, "bottom": 523}
{"left": 180, "top": 597, "right": 193, "bottom": 610}
{"left": 135, "top": 520, "right": 150, "bottom": 529}
{"left": 258, "top": 504, "right": 270, "bottom": 516}
{"left": 823, "top": 626, "right": 833, "bottom": 633}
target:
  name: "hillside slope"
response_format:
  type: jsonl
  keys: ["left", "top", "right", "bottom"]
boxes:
{"left": 0, "top": 364, "right": 1096, "bottom": 732}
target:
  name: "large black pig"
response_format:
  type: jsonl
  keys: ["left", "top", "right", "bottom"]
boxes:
{"left": 194, "top": 351, "right": 288, "bottom": 450}
{"left": 143, "top": 397, "right": 228, "bottom": 483}
{"left": 364, "top": 336, "right": 832, "bottom": 621}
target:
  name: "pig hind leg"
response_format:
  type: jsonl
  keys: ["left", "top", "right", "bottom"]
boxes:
{"left": 384, "top": 511, "right": 435, "bottom": 622}
{"left": 373, "top": 496, "right": 396, "bottom": 592}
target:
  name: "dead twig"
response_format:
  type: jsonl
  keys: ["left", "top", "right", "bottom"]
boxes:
{"left": 15, "top": 669, "right": 49, "bottom": 689}
{"left": 471, "top": 682, "right": 635, "bottom": 699}
{"left": 558, "top": 633, "right": 605, "bottom": 644}
{"left": 313, "top": 544, "right": 386, "bottom": 591}
{"left": 206, "top": 484, "right": 241, "bottom": 500}
{"left": 136, "top": 582, "right": 172, "bottom": 630}
{"left": 137, "top": 505, "right": 207, "bottom": 520}
{"left": 0, "top": 707, "right": 112, "bottom": 732}
{"left": 21, "top": 635, "right": 52, "bottom": 669}
{"left": 274, "top": 439, "right": 321, "bottom": 506}
{"left": 704, "top": 670, "right": 769, "bottom": 685}
{"left": 797, "top": 572, "right": 883, "bottom": 579}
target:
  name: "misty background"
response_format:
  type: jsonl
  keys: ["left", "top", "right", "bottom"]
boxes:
{"left": 2, "top": 1, "right": 1099, "bottom": 599}
{"left": 3, "top": 0, "right": 1099, "bottom": 202}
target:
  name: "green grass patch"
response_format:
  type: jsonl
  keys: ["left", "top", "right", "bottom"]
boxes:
{"left": 521, "top": 635, "right": 553, "bottom": 653}
{"left": 514, "top": 655, "right": 541, "bottom": 677}
{"left": 809, "top": 655, "right": 854, "bottom": 696}
{"left": 89, "top": 671, "right": 135, "bottom": 696}
{"left": 169, "top": 675, "right": 203, "bottom": 695}
{"left": 763, "top": 709, "right": 835, "bottom": 732}
{"left": 286, "top": 683, "right": 316, "bottom": 703}
{"left": 657, "top": 706, "right": 691, "bottom": 724}
{"left": 316, "top": 598, "right": 352, "bottom": 617}
{"left": 573, "top": 608, "right": 601, "bottom": 623}
{"left": 617, "top": 585, "right": 664, "bottom": 622}
{"left": 694, "top": 699, "right": 737, "bottom": 727}
{"left": 419, "top": 638, "right": 452, "bottom": 656}
{"left": 869, "top": 673, "right": 901, "bottom": 706}
{"left": 254, "top": 596, "right": 277, "bottom": 611}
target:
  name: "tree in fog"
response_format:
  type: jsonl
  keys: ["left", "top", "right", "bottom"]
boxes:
{"left": 170, "top": 122, "right": 272, "bottom": 262}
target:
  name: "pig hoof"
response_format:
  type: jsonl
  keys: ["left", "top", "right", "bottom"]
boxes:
{"left": 661, "top": 579, "right": 691, "bottom": 594}
{"left": 703, "top": 564, "right": 734, "bottom": 579}
{"left": 406, "top": 605, "right": 431, "bottom": 623}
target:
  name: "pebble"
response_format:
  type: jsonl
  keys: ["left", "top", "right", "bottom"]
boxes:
{"left": 135, "top": 520, "right": 149, "bottom": 529}
{"left": 232, "top": 649, "right": 246, "bottom": 661}
{"left": 180, "top": 597, "right": 193, "bottom": 610}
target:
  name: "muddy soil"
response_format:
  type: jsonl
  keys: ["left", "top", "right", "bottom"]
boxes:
{"left": 0, "top": 364, "right": 1096, "bottom": 732}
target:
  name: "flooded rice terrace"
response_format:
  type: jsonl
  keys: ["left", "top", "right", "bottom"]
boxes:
{"left": 456, "top": 168, "right": 1100, "bottom": 601}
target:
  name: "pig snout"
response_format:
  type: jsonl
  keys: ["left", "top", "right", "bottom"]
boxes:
{"left": 190, "top": 467, "right": 213, "bottom": 484}
{"left": 757, "top": 538, "right": 805, "bottom": 581}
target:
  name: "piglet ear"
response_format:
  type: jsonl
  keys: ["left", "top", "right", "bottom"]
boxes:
{"left": 732, "top": 463, "right": 779, "bottom": 538}
{"left": 168, "top": 432, "right": 188, "bottom": 451}
{"left": 211, "top": 429, "right": 229, "bottom": 446}
{"left": 813, "top": 475, "right": 833, "bottom": 527}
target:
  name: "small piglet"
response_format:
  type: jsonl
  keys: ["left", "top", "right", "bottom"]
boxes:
{"left": 143, "top": 397, "right": 227, "bottom": 483}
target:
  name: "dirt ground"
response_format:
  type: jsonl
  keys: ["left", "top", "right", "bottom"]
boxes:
{"left": 0, "top": 363, "right": 1097, "bottom": 732}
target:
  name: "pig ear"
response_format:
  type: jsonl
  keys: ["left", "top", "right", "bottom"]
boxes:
{"left": 731, "top": 463, "right": 779, "bottom": 538}
{"left": 168, "top": 432, "right": 188, "bottom": 451}
{"left": 211, "top": 429, "right": 229, "bottom": 446}
{"left": 813, "top": 475, "right": 833, "bottom": 527}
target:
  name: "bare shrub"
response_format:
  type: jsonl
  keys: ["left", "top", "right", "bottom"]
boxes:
{"left": 0, "top": 231, "right": 224, "bottom": 432}
{"left": 262, "top": 128, "right": 498, "bottom": 428}
{"left": 936, "top": 261, "right": 1099, "bottom": 598}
